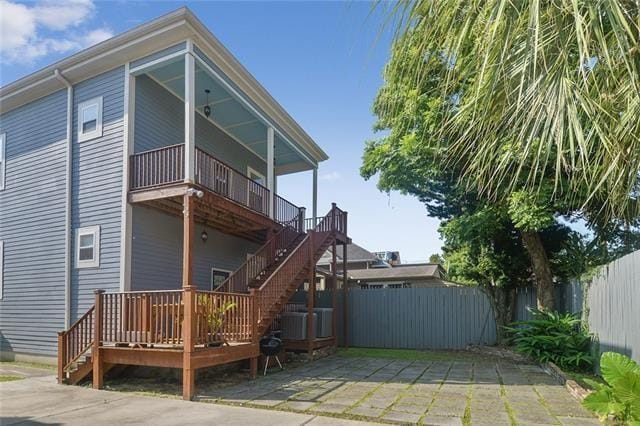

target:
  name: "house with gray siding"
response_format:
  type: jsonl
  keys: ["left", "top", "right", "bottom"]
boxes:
{"left": 0, "top": 9, "right": 349, "bottom": 396}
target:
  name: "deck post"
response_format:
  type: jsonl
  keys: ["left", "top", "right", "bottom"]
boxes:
{"left": 249, "top": 288, "right": 259, "bottom": 379}
{"left": 182, "top": 285, "right": 196, "bottom": 400}
{"left": 332, "top": 238, "right": 337, "bottom": 347}
{"left": 342, "top": 240, "right": 348, "bottom": 349}
{"left": 182, "top": 193, "right": 195, "bottom": 288}
{"left": 92, "top": 289, "right": 105, "bottom": 389}
{"left": 307, "top": 231, "right": 315, "bottom": 358}
{"left": 57, "top": 331, "right": 66, "bottom": 384}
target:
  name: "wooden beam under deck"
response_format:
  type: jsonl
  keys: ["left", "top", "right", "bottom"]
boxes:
{"left": 129, "top": 183, "right": 277, "bottom": 243}
{"left": 102, "top": 347, "right": 183, "bottom": 368}
{"left": 283, "top": 337, "right": 335, "bottom": 352}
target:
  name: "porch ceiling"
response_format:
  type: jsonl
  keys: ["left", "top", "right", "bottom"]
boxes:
{"left": 145, "top": 58, "right": 311, "bottom": 175}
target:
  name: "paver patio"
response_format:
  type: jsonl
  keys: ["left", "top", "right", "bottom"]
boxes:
{"left": 197, "top": 354, "right": 598, "bottom": 425}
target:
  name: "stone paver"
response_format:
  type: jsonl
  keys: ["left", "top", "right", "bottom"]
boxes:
{"left": 200, "top": 354, "right": 597, "bottom": 425}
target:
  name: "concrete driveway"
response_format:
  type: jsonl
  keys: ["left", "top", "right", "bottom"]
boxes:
{"left": 0, "top": 373, "right": 372, "bottom": 426}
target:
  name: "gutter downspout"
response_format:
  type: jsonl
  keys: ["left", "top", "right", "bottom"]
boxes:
{"left": 54, "top": 69, "right": 72, "bottom": 329}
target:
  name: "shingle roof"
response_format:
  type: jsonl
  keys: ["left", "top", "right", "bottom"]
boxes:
{"left": 317, "top": 243, "right": 381, "bottom": 265}
{"left": 348, "top": 264, "right": 442, "bottom": 281}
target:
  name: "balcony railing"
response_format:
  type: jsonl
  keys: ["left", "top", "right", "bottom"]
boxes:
{"left": 129, "top": 144, "right": 304, "bottom": 228}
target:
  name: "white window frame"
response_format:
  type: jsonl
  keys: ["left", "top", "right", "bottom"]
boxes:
{"left": 76, "top": 226, "right": 100, "bottom": 268}
{"left": 0, "top": 240, "right": 4, "bottom": 299}
{"left": 0, "top": 133, "right": 5, "bottom": 190}
{"left": 77, "top": 97, "right": 103, "bottom": 142}
{"left": 247, "top": 167, "right": 266, "bottom": 185}
{"left": 210, "top": 267, "right": 232, "bottom": 291}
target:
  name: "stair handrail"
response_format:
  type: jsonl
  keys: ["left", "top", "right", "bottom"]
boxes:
{"left": 215, "top": 224, "right": 302, "bottom": 293}
{"left": 57, "top": 305, "right": 95, "bottom": 381}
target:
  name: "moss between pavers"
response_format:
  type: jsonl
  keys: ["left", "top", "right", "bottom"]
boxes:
{"left": 0, "top": 360, "right": 56, "bottom": 371}
{"left": 0, "top": 375, "right": 24, "bottom": 382}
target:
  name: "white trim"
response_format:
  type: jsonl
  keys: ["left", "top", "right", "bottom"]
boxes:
{"left": 76, "top": 226, "right": 100, "bottom": 269}
{"left": 54, "top": 69, "right": 73, "bottom": 328}
{"left": 77, "top": 96, "right": 103, "bottom": 142}
{"left": 184, "top": 41, "right": 195, "bottom": 183}
{"left": 191, "top": 51, "right": 317, "bottom": 168}
{"left": 312, "top": 167, "right": 318, "bottom": 222}
{"left": 119, "top": 64, "right": 135, "bottom": 292}
{"left": 210, "top": 267, "right": 232, "bottom": 291}
{"left": 247, "top": 166, "right": 265, "bottom": 183}
{"left": 0, "top": 240, "right": 4, "bottom": 300}
{"left": 0, "top": 133, "right": 5, "bottom": 191}
{"left": 129, "top": 49, "right": 187, "bottom": 75}
{"left": 267, "top": 127, "right": 274, "bottom": 218}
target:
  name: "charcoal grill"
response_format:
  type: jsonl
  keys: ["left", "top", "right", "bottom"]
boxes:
{"left": 260, "top": 335, "right": 284, "bottom": 375}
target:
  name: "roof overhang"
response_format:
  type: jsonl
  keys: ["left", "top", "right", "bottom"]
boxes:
{"left": 0, "top": 7, "right": 328, "bottom": 164}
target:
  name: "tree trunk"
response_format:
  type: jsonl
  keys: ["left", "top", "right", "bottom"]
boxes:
{"left": 521, "top": 230, "right": 555, "bottom": 311}
{"left": 483, "top": 286, "right": 516, "bottom": 344}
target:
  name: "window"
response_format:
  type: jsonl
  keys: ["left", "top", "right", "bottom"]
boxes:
{"left": 77, "top": 97, "right": 103, "bottom": 142}
{"left": 247, "top": 167, "right": 266, "bottom": 212}
{"left": 0, "top": 240, "right": 4, "bottom": 299}
{"left": 210, "top": 268, "right": 231, "bottom": 291}
{"left": 0, "top": 133, "right": 5, "bottom": 190}
{"left": 76, "top": 226, "right": 100, "bottom": 268}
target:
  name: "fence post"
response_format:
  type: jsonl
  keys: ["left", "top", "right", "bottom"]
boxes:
{"left": 249, "top": 288, "right": 259, "bottom": 379}
{"left": 92, "top": 289, "right": 105, "bottom": 389}
{"left": 298, "top": 207, "right": 306, "bottom": 233}
{"left": 57, "top": 331, "right": 66, "bottom": 384}
{"left": 331, "top": 203, "right": 336, "bottom": 232}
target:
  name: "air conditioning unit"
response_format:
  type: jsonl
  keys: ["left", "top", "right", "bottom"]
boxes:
{"left": 313, "top": 308, "right": 333, "bottom": 338}
{"left": 280, "top": 312, "right": 317, "bottom": 340}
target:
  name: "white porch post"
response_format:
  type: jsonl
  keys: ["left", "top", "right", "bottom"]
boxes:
{"left": 267, "top": 127, "right": 275, "bottom": 219}
{"left": 312, "top": 167, "right": 318, "bottom": 224}
{"left": 184, "top": 42, "right": 196, "bottom": 183}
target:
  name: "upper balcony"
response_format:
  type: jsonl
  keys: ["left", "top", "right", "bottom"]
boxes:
{"left": 129, "top": 143, "right": 304, "bottom": 242}
{"left": 125, "top": 41, "right": 327, "bottom": 243}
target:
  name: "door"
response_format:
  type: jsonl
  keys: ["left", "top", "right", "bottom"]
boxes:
{"left": 247, "top": 167, "right": 266, "bottom": 213}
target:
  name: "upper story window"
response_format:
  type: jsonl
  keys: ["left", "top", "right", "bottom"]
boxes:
{"left": 76, "top": 226, "right": 100, "bottom": 268}
{"left": 0, "top": 133, "right": 5, "bottom": 190}
{"left": 77, "top": 97, "right": 103, "bottom": 142}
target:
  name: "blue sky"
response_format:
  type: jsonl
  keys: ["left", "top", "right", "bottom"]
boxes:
{"left": 0, "top": 1, "right": 442, "bottom": 263}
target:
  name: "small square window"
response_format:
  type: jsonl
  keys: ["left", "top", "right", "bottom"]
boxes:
{"left": 77, "top": 97, "right": 103, "bottom": 142}
{"left": 76, "top": 226, "right": 100, "bottom": 268}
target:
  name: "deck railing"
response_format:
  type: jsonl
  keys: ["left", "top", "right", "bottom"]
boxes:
{"left": 129, "top": 144, "right": 185, "bottom": 189}
{"left": 57, "top": 306, "right": 95, "bottom": 380}
{"left": 129, "top": 144, "right": 303, "bottom": 227}
{"left": 215, "top": 225, "right": 302, "bottom": 293}
{"left": 195, "top": 291, "right": 255, "bottom": 344}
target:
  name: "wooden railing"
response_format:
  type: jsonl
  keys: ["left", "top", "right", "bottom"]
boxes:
{"left": 216, "top": 225, "right": 302, "bottom": 293}
{"left": 195, "top": 291, "right": 255, "bottom": 344}
{"left": 275, "top": 196, "right": 304, "bottom": 229}
{"left": 101, "top": 290, "right": 184, "bottom": 345}
{"left": 129, "top": 144, "right": 185, "bottom": 190}
{"left": 306, "top": 204, "right": 347, "bottom": 235}
{"left": 195, "top": 148, "right": 271, "bottom": 216}
{"left": 58, "top": 306, "right": 95, "bottom": 379}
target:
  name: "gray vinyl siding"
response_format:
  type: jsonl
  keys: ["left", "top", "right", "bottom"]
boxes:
{"left": 134, "top": 74, "right": 266, "bottom": 176}
{"left": 0, "top": 90, "right": 68, "bottom": 357}
{"left": 130, "top": 205, "right": 260, "bottom": 290}
{"left": 130, "top": 42, "right": 186, "bottom": 70}
{"left": 70, "top": 66, "right": 125, "bottom": 321}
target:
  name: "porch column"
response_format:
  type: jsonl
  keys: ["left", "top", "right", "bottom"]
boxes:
{"left": 182, "top": 192, "right": 196, "bottom": 400}
{"left": 184, "top": 44, "right": 196, "bottom": 183}
{"left": 182, "top": 193, "right": 195, "bottom": 288}
{"left": 267, "top": 127, "right": 275, "bottom": 219}
{"left": 312, "top": 167, "right": 318, "bottom": 224}
{"left": 307, "top": 231, "right": 316, "bottom": 358}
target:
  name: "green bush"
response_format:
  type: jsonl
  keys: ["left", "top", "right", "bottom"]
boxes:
{"left": 582, "top": 352, "right": 640, "bottom": 424}
{"left": 504, "top": 309, "right": 592, "bottom": 371}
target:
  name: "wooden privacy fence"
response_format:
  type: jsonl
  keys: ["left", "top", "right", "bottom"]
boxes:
{"left": 292, "top": 287, "right": 497, "bottom": 350}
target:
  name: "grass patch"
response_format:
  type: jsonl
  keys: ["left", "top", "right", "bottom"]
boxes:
{"left": 337, "top": 348, "right": 487, "bottom": 362}
{"left": 0, "top": 360, "right": 56, "bottom": 371}
{"left": 0, "top": 375, "right": 24, "bottom": 382}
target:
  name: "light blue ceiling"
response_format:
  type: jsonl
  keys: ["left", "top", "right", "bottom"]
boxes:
{"left": 146, "top": 58, "right": 305, "bottom": 169}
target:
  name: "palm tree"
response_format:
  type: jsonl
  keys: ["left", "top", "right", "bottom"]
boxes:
{"left": 380, "top": 0, "right": 640, "bottom": 223}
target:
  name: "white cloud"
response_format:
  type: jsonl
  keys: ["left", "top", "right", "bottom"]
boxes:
{"left": 319, "top": 171, "right": 341, "bottom": 182}
{"left": 0, "top": 0, "right": 113, "bottom": 64}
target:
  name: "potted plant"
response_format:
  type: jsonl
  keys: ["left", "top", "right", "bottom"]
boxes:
{"left": 198, "top": 296, "right": 236, "bottom": 347}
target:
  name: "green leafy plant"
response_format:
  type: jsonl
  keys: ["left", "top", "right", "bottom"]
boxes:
{"left": 582, "top": 352, "right": 640, "bottom": 424}
{"left": 197, "top": 296, "right": 236, "bottom": 339}
{"left": 504, "top": 309, "right": 592, "bottom": 371}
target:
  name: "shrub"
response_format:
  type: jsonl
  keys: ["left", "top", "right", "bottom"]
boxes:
{"left": 582, "top": 352, "right": 640, "bottom": 424}
{"left": 504, "top": 309, "right": 592, "bottom": 371}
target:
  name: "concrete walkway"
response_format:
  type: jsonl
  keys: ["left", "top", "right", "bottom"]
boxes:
{"left": 0, "top": 374, "right": 374, "bottom": 426}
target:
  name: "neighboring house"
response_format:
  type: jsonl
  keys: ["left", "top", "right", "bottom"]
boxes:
{"left": 318, "top": 242, "right": 390, "bottom": 272}
{"left": 373, "top": 250, "right": 401, "bottom": 266}
{"left": 348, "top": 263, "right": 457, "bottom": 289}
{"left": 0, "top": 7, "right": 349, "bottom": 397}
